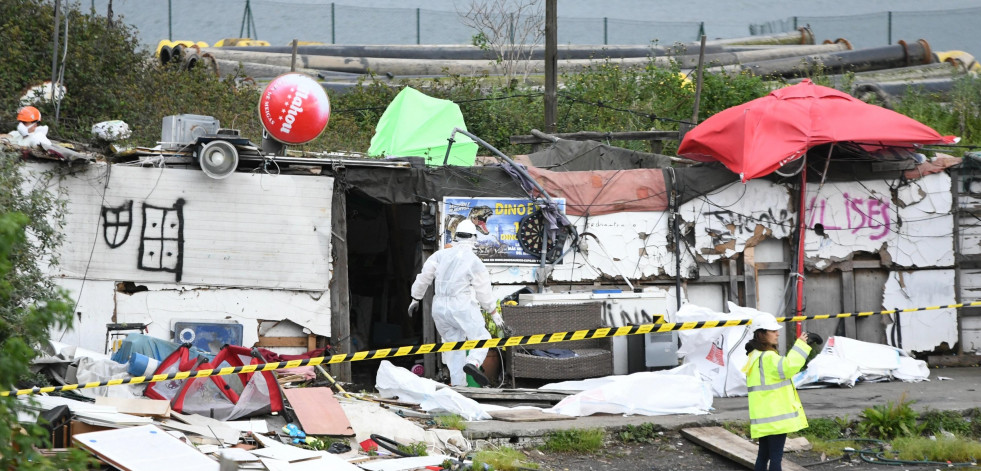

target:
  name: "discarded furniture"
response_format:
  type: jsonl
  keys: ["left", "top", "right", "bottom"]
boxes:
{"left": 501, "top": 302, "right": 613, "bottom": 387}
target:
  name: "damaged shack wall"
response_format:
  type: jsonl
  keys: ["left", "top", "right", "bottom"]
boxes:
{"left": 481, "top": 172, "right": 958, "bottom": 354}
{"left": 26, "top": 163, "right": 334, "bottom": 353}
{"left": 953, "top": 165, "right": 981, "bottom": 353}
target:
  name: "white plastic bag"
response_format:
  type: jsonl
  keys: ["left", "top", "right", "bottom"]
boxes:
{"left": 548, "top": 363, "right": 713, "bottom": 417}
{"left": 677, "top": 302, "right": 754, "bottom": 397}
{"left": 375, "top": 360, "right": 491, "bottom": 421}
{"left": 91, "top": 120, "right": 131, "bottom": 141}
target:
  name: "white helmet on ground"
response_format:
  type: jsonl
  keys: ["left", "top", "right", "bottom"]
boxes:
{"left": 753, "top": 313, "right": 782, "bottom": 331}
{"left": 455, "top": 219, "right": 478, "bottom": 238}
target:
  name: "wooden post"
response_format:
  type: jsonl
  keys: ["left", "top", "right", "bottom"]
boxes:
{"left": 840, "top": 265, "right": 857, "bottom": 338}
{"left": 421, "top": 249, "right": 437, "bottom": 379}
{"left": 690, "top": 35, "right": 707, "bottom": 126}
{"left": 329, "top": 183, "right": 352, "bottom": 382}
{"left": 544, "top": 0, "right": 557, "bottom": 133}
{"left": 952, "top": 165, "right": 964, "bottom": 354}
{"left": 290, "top": 39, "right": 299, "bottom": 72}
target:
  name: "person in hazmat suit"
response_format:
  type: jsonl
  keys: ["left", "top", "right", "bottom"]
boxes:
{"left": 3, "top": 106, "right": 51, "bottom": 148}
{"left": 408, "top": 219, "right": 503, "bottom": 387}
{"left": 742, "top": 313, "right": 812, "bottom": 471}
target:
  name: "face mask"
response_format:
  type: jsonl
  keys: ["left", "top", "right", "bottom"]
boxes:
{"left": 17, "top": 122, "right": 30, "bottom": 137}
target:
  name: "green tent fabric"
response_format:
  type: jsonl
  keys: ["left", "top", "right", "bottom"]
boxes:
{"left": 367, "top": 87, "right": 477, "bottom": 166}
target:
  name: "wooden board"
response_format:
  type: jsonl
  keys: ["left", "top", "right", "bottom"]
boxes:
{"left": 282, "top": 387, "right": 355, "bottom": 436}
{"left": 94, "top": 397, "right": 171, "bottom": 418}
{"left": 488, "top": 409, "right": 574, "bottom": 422}
{"left": 72, "top": 424, "right": 218, "bottom": 471}
{"left": 680, "top": 427, "right": 808, "bottom": 471}
{"left": 450, "top": 387, "right": 571, "bottom": 403}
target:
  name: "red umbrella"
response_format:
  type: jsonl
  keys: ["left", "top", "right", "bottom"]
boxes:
{"left": 678, "top": 79, "right": 956, "bottom": 182}
{"left": 677, "top": 79, "right": 955, "bottom": 326}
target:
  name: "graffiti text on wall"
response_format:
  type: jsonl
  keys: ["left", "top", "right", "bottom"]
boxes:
{"left": 807, "top": 193, "right": 891, "bottom": 241}
{"left": 101, "top": 199, "right": 185, "bottom": 282}
{"left": 704, "top": 208, "right": 793, "bottom": 246}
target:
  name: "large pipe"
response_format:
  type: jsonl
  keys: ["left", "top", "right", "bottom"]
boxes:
{"left": 213, "top": 58, "right": 331, "bottom": 79}
{"left": 202, "top": 43, "right": 849, "bottom": 77}
{"left": 208, "top": 29, "right": 814, "bottom": 61}
{"left": 789, "top": 62, "right": 963, "bottom": 89}
{"left": 852, "top": 77, "right": 958, "bottom": 109}
{"left": 709, "top": 39, "right": 934, "bottom": 78}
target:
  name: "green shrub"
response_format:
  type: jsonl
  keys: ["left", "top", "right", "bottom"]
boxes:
{"left": 0, "top": 156, "right": 94, "bottom": 469}
{"left": 616, "top": 422, "right": 663, "bottom": 443}
{"left": 542, "top": 428, "right": 605, "bottom": 453}
{"left": 804, "top": 416, "right": 854, "bottom": 440}
{"left": 396, "top": 441, "right": 428, "bottom": 457}
{"left": 919, "top": 409, "right": 972, "bottom": 438}
{"left": 857, "top": 393, "right": 923, "bottom": 439}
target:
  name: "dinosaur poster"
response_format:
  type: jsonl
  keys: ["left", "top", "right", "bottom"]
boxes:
{"left": 442, "top": 197, "right": 567, "bottom": 264}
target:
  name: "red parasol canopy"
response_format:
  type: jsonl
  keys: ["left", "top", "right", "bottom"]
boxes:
{"left": 678, "top": 79, "right": 956, "bottom": 182}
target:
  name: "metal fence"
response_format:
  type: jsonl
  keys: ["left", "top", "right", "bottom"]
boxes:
{"left": 93, "top": 0, "right": 701, "bottom": 48}
{"left": 93, "top": 0, "right": 979, "bottom": 57}
{"left": 751, "top": 7, "right": 981, "bottom": 57}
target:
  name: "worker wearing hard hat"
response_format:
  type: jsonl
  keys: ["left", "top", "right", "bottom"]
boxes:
{"left": 742, "top": 313, "right": 820, "bottom": 471}
{"left": 408, "top": 219, "right": 503, "bottom": 387}
{"left": 4, "top": 106, "right": 51, "bottom": 148}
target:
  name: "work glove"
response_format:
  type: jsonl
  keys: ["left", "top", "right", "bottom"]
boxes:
{"left": 407, "top": 299, "right": 420, "bottom": 318}
{"left": 491, "top": 312, "right": 506, "bottom": 334}
{"left": 805, "top": 332, "right": 823, "bottom": 346}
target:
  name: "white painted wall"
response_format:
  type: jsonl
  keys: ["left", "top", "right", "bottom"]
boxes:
{"left": 50, "top": 164, "right": 333, "bottom": 290}
{"left": 883, "top": 269, "right": 958, "bottom": 353}
{"left": 26, "top": 162, "right": 334, "bottom": 354}
{"left": 113, "top": 286, "right": 331, "bottom": 350}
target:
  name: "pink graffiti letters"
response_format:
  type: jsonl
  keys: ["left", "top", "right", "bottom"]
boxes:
{"left": 808, "top": 192, "right": 890, "bottom": 241}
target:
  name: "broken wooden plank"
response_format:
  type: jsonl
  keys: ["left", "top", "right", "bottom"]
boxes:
{"left": 488, "top": 408, "right": 574, "bottom": 422}
{"left": 73, "top": 424, "right": 218, "bottom": 471}
{"left": 450, "top": 387, "right": 572, "bottom": 403}
{"left": 680, "top": 426, "right": 808, "bottom": 471}
{"left": 282, "top": 387, "right": 355, "bottom": 436}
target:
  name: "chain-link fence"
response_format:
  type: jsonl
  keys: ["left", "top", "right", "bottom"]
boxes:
{"left": 752, "top": 7, "right": 981, "bottom": 57}
{"left": 93, "top": 0, "right": 978, "bottom": 58}
{"left": 92, "top": 0, "right": 702, "bottom": 48}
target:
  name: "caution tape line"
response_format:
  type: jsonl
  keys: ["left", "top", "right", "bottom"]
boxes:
{"left": 774, "top": 300, "right": 981, "bottom": 323}
{"left": 4, "top": 300, "right": 979, "bottom": 397}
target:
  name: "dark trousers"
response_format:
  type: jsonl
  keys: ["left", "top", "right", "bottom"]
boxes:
{"left": 754, "top": 433, "right": 787, "bottom": 471}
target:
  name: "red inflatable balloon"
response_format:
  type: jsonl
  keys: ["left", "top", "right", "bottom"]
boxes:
{"left": 258, "top": 73, "right": 330, "bottom": 145}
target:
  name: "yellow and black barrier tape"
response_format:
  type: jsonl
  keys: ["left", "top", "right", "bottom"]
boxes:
{"left": 4, "top": 300, "right": 980, "bottom": 397}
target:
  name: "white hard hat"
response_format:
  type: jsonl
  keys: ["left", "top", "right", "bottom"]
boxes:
{"left": 753, "top": 313, "right": 782, "bottom": 331}
{"left": 455, "top": 219, "right": 478, "bottom": 237}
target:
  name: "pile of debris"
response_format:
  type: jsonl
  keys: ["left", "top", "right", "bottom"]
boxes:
{"left": 25, "top": 336, "right": 474, "bottom": 471}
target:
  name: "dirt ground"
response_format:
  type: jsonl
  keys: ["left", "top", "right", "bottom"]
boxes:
{"left": 523, "top": 431, "right": 950, "bottom": 471}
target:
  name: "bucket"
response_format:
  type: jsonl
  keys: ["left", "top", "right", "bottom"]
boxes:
{"left": 128, "top": 353, "right": 160, "bottom": 377}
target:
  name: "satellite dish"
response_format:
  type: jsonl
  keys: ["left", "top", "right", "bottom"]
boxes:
{"left": 198, "top": 140, "right": 238, "bottom": 179}
{"left": 258, "top": 73, "right": 330, "bottom": 145}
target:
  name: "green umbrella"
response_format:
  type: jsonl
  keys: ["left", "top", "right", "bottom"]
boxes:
{"left": 367, "top": 87, "right": 477, "bottom": 166}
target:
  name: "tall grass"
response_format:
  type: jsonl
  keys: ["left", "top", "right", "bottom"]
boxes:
{"left": 542, "top": 428, "right": 606, "bottom": 453}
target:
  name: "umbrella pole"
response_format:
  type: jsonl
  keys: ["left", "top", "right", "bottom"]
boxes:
{"left": 794, "top": 161, "right": 807, "bottom": 336}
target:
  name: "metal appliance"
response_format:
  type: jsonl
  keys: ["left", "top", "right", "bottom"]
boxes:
{"left": 518, "top": 290, "right": 680, "bottom": 374}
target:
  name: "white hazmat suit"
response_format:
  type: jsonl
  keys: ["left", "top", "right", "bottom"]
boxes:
{"left": 410, "top": 238, "right": 496, "bottom": 386}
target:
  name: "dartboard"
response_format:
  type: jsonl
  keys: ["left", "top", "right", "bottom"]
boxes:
{"left": 517, "top": 210, "right": 568, "bottom": 263}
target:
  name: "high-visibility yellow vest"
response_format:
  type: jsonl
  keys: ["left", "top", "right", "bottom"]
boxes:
{"left": 744, "top": 339, "right": 812, "bottom": 438}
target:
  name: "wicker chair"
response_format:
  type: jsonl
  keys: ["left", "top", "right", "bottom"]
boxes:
{"left": 501, "top": 303, "right": 613, "bottom": 387}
